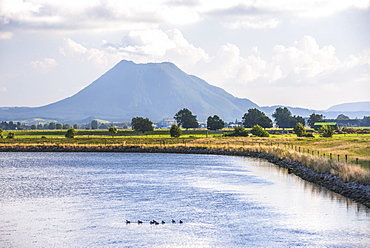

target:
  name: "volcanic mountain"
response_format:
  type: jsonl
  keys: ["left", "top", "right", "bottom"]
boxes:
{"left": 2, "top": 60, "right": 258, "bottom": 122}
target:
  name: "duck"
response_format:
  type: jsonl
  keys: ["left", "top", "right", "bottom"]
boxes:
{"left": 150, "top": 220, "right": 155, "bottom": 224}
{"left": 172, "top": 219, "right": 176, "bottom": 223}
{"left": 137, "top": 220, "right": 143, "bottom": 224}
{"left": 161, "top": 221, "right": 165, "bottom": 224}
{"left": 126, "top": 220, "right": 131, "bottom": 224}
{"left": 179, "top": 220, "right": 183, "bottom": 224}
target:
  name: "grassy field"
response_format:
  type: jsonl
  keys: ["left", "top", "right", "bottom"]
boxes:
{"left": 1, "top": 128, "right": 369, "bottom": 184}
{"left": 1, "top": 129, "right": 369, "bottom": 168}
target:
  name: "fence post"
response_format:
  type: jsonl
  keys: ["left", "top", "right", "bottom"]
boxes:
{"left": 330, "top": 153, "right": 332, "bottom": 160}
{"left": 338, "top": 155, "right": 340, "bottom": 162}
{"left": 356, "top": 158, "right": 358, "bottom": 164}
{"left": 345, "top": 155, "right": 348, "bottom": 163}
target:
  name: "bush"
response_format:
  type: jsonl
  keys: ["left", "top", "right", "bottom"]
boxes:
{"left": 170, "top": 124, "right": 182, "bottom": 138}
{"left": 65, "top": 128, "right": 77, "bottom": 138}
{"left": 6, "top": 132, "right": 15, "bottom": 139}
{"left": 293, "top": 123, "right": 306, "bottom": 137}
{"left": 227, "top": 126, "right": 249, "bottom": 137}
{"left": 250, "top": 125, "right": 269, "bottom": 137}
{"left": 319, "top": 125, "right": 334, "bottom": 138}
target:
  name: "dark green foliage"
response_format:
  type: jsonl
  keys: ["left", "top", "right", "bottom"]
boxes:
{"left": 308, "top": 113, "right": 325, "bottom": 128}
{"left": 227, "top": 126, "right": 249, "bottom": 137}
{"left": 108, "top": 127, "right": 118, "bottom": 137}
{"left": 73, "top": 124, "right": 79, "bottom": 129}
{"left": 303, "top": 132, "right": 314, "bottom": 137}
{"left": 336, "top": 114, "right": 350, "bottom": 120}
{"left": 56, "top": 123, "right": 63, "bottom": 129}
{"left": 272, "top": 107, "right": 305, "bottom": 128}
{"left": 48, "top": 122, "right": 56, "bottom": 130}
{"left": 91, "top": 120, "right": 98, "bottom": 129}
{"left": 170, "top": 124, "right": 182, "bottom": 138}
{"left": 293, "top": 123, "right": 306, "bottom": 137}
{"left": 319, "top": 125, "right": 334, "bottom": 137}
{"left": 0, "top": 128, "right": 3, "bottom": 138}
{"left": 65, "top": 128, "right": 77, "bottom": 138}
{"left": 7, "top": 132, "right": 15, "bottom": 139}
{"left": 250, "top": 125, "right": 269, "bottom": 137}
{"left": 207, "top": 115, "right": 225, "bottom": 130}
{"left": 242, "top": 108, "right": 272, "bottom": 128}
{"left": 131, "top": 117, "right": 154, "bottom": 133}
{"left": 174, "top": 108, "right": 198, "bottom": 129}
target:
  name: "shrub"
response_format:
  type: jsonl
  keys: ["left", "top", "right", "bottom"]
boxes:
{"left": 65, "top": 128, "right": 77, "bottom": 138}
{"left": 250, "top": 125, "right": 269, "bottom": 137}
{"left": 293, "top": 123, "right": 305, "bottom": 137}
{"left": 227, "top": 126, "right": 249, "bottom": 137}
{"left": 6, "top": 132, "right": 15, "bottom": 139}
{"left": 319, "top": 125, "right": 334, "bottom": 138}
{"left": 170, "top": 124, "right": 182, "bottom": 138}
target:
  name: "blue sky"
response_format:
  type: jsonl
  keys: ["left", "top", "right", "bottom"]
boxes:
{"left": 0, "top": 0, "right": 369, "bottom": 110}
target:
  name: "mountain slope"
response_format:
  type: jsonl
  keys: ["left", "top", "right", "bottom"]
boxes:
{"left": 1, "top": 60, "right": 258, "bottom": 122}
{"left": 326, "top": 101, "right": 370, "bottom": 112}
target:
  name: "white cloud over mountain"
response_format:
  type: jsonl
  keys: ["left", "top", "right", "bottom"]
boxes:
{"left": 0, "top": 0, "right": 369, "bottom": 108}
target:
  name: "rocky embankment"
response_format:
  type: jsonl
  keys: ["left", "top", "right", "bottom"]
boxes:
{"left": 1, "top": 144, "right": 369, "bottom": 208}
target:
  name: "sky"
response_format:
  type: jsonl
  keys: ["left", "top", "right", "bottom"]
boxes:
{"left": 0, "top": 0, "right": 369, "bottom": 110}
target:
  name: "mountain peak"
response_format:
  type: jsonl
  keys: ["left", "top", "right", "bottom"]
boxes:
{"left": 2, "top": 60, "right": 257, "bottom": 122}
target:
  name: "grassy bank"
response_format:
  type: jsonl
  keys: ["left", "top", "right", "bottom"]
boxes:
{"left": 1, "top": 129, "right": 369, "bottom": 185}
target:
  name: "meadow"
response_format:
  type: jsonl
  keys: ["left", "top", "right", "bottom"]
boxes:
{"left": 1, "top": 128, "right": 369, "bottom": 184}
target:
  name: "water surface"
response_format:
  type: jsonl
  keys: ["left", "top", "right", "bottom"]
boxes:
{"left": 0, "top": 152, "right": 369, "bottom": 247}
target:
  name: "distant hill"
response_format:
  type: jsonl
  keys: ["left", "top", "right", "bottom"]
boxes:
{"left": 326, "top": 101, "right": 370, "bottom": 112}
{"left": 0, "top": 60, "right": 258, "bottom": 123}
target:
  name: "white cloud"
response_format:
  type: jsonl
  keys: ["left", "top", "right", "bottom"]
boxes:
{"left": 0, "top": 87, "right": 7, "bottom": 92}
{"left": 61, "top": 29, "right": 209, "bottom": 71}
{"left": 2, "top": 0, "right": 368, "bottom": 32}
{"left": 224, "top": 17, "right": 281, "bottom": 29}
{"left": 30, "top": 58, "right": 57, "bottom": 72}
{"left": 0, "top": 31, "right": 13, "bottom": 39}
{"left": 60, "top": 38, "right": 119, "bottom": 66}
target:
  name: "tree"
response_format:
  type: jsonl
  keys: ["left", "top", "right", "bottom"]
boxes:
{"left": 73, "top": 124, "right": 79, "bottom": 129}
{"left": 31, "top": 124, "right": 37, "bottom": 130}
{"left": 318, "top": 124, "right": 334, "bottom": 138}
{"left": 174, "top": 108, "right": 198, "bottom": 130}
{"left": 63, "top": 124, "right": 72, "bottom": 129}
{"left": 207, "top": 115, "right": 225, "bottom": 130}
{"left": 7, "top": 132, "right": 15, "bottom": 139}
{"left": 250, "top": 124, "right": 269, "bottom": 137}
{"left": 131, "top": 117, "right": 153, "bottom": 133}
{"left": 91, "top": 120, "right": 98, "bottom": 129}
{"left": 272, "top": 107, "right": 304, "bottom": 128}
{"left": 56, "top": 123, "right": 63, "bottom": 129}
{"left": 65, "top": 128, "right": 77, "bottom": 138}
{"left": 293, "top": 123, "right": 306, "bottom": 137}
{"left": 108, "top": 126, "right": 118, "bottom": 137}
{"left": 272, "top": 107, "right": 293, "bottom": 128}
{"left": 336, "top": 114, "right": 350, "bottom": 120}
{"left": 308, "top": 113, "right": 325, "bottom": 128}
{"left": 227, "top": 126, "right": 249, "bottom": 137}
{"left": 0, "top": 128, "right": 3, "bottom": 138}
{"left": 170, "top": 124, "right": 182, "bottom": 138}
{"left": 48, "top": 122, "right": 56, "bottom": 130}
{"left": 242, "top": 108, "right": 273, "bottom": 128}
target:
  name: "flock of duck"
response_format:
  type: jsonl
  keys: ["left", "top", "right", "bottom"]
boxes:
{"left": 126, "top": 219, "right": 183, "bottom": 225}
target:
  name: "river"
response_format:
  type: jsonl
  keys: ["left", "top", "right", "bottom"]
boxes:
{"left": 0, "top": 152, "right": 369, "bottom": 247}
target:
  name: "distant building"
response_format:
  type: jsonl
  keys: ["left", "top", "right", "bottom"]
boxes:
{"left": 157, "top": 118, "right": 177, "bottom": 129}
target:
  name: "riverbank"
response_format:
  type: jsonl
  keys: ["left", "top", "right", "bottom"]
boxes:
{"left": 1, "top": 143, "right": 369, "bottom": 208}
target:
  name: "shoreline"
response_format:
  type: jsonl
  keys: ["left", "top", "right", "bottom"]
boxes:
{"left": 1, "top": 144, "right": 369, "bottom": 208}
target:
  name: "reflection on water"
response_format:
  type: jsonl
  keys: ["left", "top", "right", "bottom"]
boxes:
{"left": 0, "top": 152, "right": 369, "bottom": 247}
